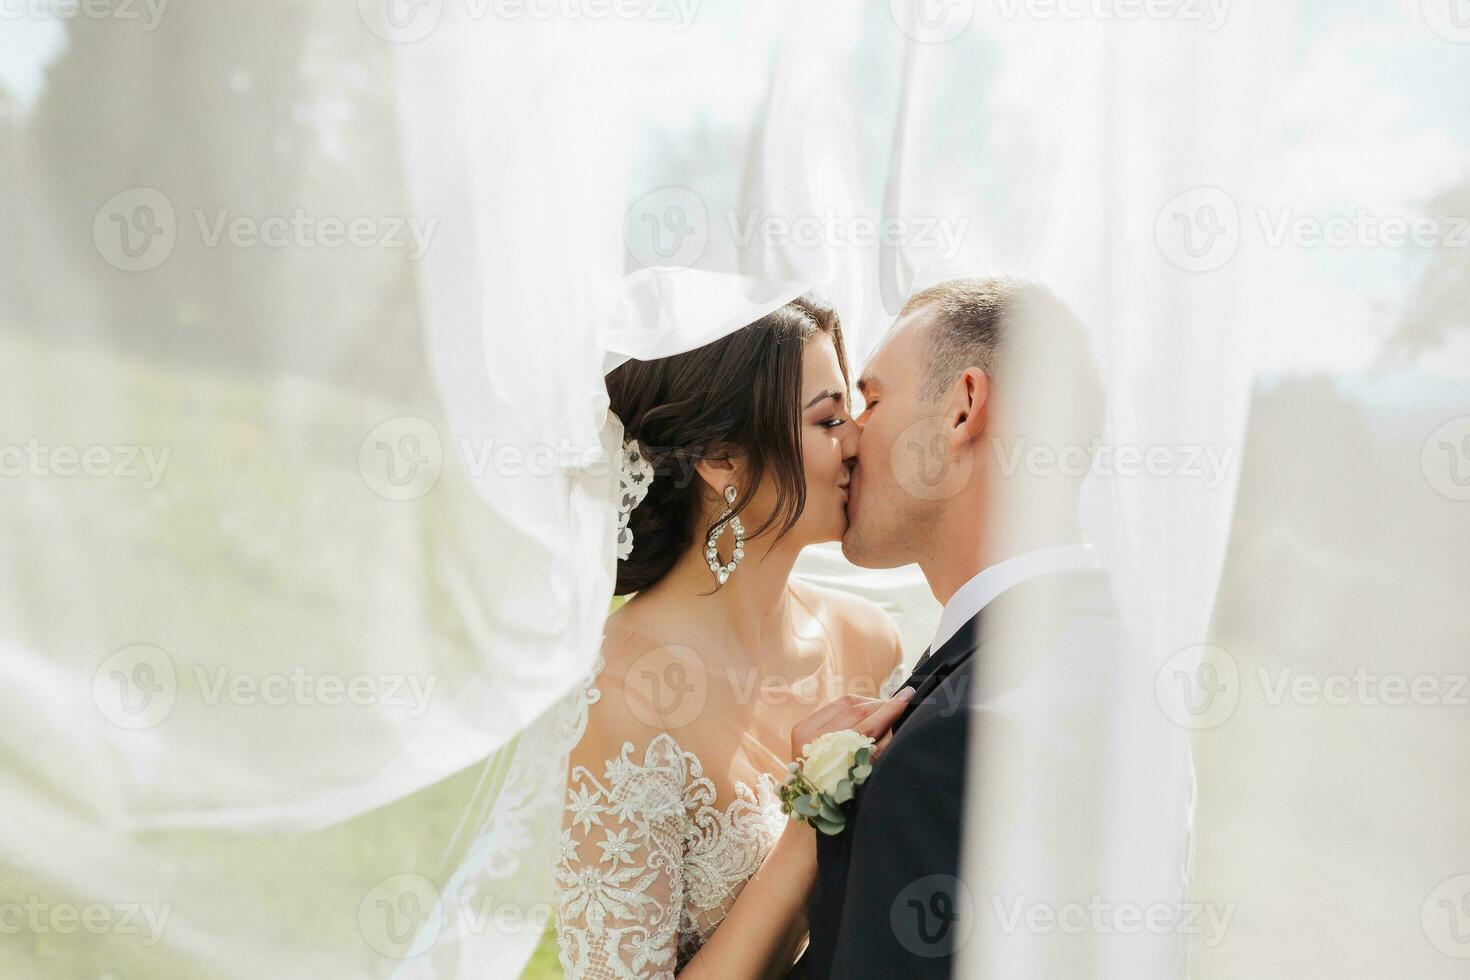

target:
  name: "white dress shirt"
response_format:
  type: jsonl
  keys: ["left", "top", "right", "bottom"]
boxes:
{"left": 927, "top": 543, "right": 1100, "bottom": 654}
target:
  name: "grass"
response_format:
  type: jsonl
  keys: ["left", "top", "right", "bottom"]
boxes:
{"left": 520, "top": 924, "right": 563, "bottom": 979}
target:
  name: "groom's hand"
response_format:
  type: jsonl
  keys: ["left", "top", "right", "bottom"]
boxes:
{"left": 790, "top": 687, "right": 916, "bottom": 764}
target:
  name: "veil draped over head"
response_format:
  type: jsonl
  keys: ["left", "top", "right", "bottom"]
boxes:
{"left": 6, "top": 1, "right": 1466, "bottom": 978}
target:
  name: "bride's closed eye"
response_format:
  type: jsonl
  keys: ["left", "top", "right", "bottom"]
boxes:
{"left": 818, "top": 417, "right": 848, "bottom": 429}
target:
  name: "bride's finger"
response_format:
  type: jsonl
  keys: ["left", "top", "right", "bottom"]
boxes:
{"left": 820, "top": 697, "right": 894, "bottom": 735}
{"left": 798, "top": 694, "right": 877, "bottom": 736}
{"left": 870, "top": 732, "right": 893, "bottom": 761}
{"left": 853, "top": 687, "right": 915, "bottom": 739}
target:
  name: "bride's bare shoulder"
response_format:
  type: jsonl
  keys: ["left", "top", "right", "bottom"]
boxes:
{"left": 582, "top": 595, "right": 702, "bottom": 738}
{"left": 789, "top": 580, "right": 904, "bottom": 688}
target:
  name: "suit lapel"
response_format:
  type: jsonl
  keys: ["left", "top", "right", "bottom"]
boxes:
{"left": 892, "top": 613, "right": 983, "bottom": 731}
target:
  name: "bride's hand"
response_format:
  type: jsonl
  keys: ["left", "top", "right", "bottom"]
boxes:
{"left": 789, "top": 686, "right": 916, "bottom": 766}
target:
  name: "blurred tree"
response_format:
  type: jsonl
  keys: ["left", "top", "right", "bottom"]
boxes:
{"left": 1384, "top": 180, "right": 1470, "bottom": 362}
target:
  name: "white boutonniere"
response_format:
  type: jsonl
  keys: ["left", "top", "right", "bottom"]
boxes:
{"left": 779, "top": 729, "right": 875, "bottom": 835}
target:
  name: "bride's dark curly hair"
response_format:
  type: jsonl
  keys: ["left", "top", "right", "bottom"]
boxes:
{"left": 608, "top": 294, "right": 849, "bottom": 596}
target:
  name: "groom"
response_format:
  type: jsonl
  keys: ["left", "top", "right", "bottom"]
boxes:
{"left": 801, "top": 277, "right": 1173, "bottom": 978}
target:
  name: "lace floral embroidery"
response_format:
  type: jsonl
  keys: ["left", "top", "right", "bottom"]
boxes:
{"left": 555, "top": 691, "right": 787, "bottom": 978}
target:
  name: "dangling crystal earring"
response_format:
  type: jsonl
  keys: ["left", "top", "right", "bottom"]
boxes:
{"left": 705, "top": 485, "right": 745, "bottom": 586}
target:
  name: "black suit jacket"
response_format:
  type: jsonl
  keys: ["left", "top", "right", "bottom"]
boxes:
{"left": 800, "top": 568, "right": 1119, "bottom": 980}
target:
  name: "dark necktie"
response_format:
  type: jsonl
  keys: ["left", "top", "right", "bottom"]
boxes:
{"left": 911, "top": 646, "right": 933, "bottom": 672}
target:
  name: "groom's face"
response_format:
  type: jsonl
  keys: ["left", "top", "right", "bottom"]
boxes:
{"left": 842, "top": 311, "right": 936, "bottom": 568}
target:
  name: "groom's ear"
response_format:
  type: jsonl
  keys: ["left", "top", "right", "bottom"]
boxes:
{"left": 949, "top": 367, "right": 991, "bottom": 449}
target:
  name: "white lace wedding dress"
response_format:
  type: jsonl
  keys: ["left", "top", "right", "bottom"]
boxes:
{"left": 554, "top": 634, "right": 905, "bottom": 979}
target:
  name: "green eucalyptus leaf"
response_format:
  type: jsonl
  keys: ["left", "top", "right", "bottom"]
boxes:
{"left": 814, "top": 816, "right": 845, "bottom": 835}
{"left": 851, "top": 763, "right": 872, "bottom": 782}
{"left": 818, "top": 798, "right": 844, "bottom": 822}
{"left": 793, "top": 795, "right": 819, "bottom": 818}
{"left": 833, "top": 779, "right": 854, "bottom": 803}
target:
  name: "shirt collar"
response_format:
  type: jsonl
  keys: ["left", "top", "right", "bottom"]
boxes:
{"left": 928, "top": 544, "right": 1100, "bottom": 654}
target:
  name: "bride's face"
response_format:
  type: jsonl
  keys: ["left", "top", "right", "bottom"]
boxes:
{"left": 784, "top": 333, "right": 859, "bottom": 544}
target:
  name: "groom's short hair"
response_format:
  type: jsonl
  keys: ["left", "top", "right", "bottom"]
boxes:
{"left": 903, "top": 276, "right": 1105, "bottom": 453}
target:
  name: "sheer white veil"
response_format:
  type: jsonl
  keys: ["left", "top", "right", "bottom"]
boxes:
{"left": 8, "top": 2, "right": 1465, "bottom": 978}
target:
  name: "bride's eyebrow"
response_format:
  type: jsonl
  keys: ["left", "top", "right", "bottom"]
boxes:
{"left": 804, "top": 388, "right": 842, "bottom": 410}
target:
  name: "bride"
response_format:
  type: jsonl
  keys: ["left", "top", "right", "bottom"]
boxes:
{"left": 555, "top": 294, "right": 915, "bottom": 978}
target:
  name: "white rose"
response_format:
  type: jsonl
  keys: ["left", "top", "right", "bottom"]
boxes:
{"left": 801, "top": 729, "right": 874, "bottom": 796}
